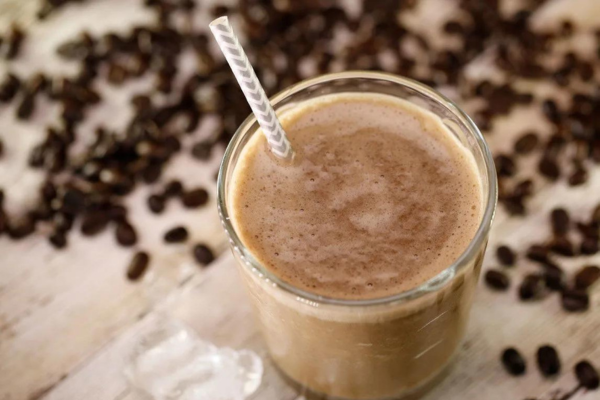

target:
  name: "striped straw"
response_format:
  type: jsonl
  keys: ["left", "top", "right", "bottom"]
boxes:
{"left": 209, "top": 16, "right": 293, "bottom": 160}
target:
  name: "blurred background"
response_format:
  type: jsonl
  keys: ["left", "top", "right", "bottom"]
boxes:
{"left": 0, "top": 0, "right": 599, "bottom": 399}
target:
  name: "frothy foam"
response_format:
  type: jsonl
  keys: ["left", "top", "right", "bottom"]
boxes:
{"left": 230, "top": 93, "right": 482, "bottom": 300}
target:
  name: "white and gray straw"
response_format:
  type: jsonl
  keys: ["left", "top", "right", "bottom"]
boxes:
{"left": 209, "top": 16, "right": 293, "bottom": 160}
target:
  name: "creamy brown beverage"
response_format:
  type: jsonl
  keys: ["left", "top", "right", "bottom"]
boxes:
{"left": 225, "top": 91, "right": 488, "bottom": 399}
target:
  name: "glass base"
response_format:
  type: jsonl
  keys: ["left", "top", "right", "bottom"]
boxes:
{"left": 272, "top": 354, "right": 455, "bottom": 400}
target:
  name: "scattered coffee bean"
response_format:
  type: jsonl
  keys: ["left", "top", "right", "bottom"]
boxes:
{"left": 164, "top": 226, "right": 188, "bottom": 243}
{"left": 568, "top": 167, "right": 588, "bottom": 186}
{"left": 485, "top": 269, "right": 510, "bottom": 290}
{"left": 580, "top": 237, "right": 599, "bottom": 255}
{"left": 574, "top": 265, "right": 600, "bottom": 289}
{"left": 551, "top": 208, "right": 570, "bottom": 235}
{"left": 539, "top": 260, "right": 564, "bottom": 290}
{"left": 536, "top": 345, "right": 561, "bottom": 377}
{"left": 182, "top": 188, "right": 208, "bottom": 208}
{"left": 549, "top": 236, "right": 576, "bottom": 257}
{"left": 7, "top": 217, "right": 36, "bottom": 240}
{"left": 519, "top": 274, "right": 545, "bottom": 301}
{"left": 561, "top": 289, "right": 589, "bottom": 312}
{"left": 80, "top": 212, "right": 109, "bottom": 236}
{"left": 514, "top": 132, "right": 539, "bottom": 154}
{"left": 193, "top": 243, "right": 215, "bottom": 266}
{"left": 502, "top": 348, "right": 526, "bottom": 376}
{"left": 538, "top": 156, "right": 560, "bottom": 180}
{"left": 147, "top": 194, "right": 166, "bottom": 214}
{"left": 526, "top": 245, "right": 549, "bottom": 263}
{"left": 592, "top": 204, "right": 600, "bottom": 225}
{"left": 48, "top": 231, "right": 67, "bottom": 249}
{"left": 163, "top": 180, "right": 183, "bottom": 197}
{"left": 514, "top": 179, "right": 534, "bottom": 198}
{"left": 4, "top": 24, "right": 25, "bottom": 60}
{"left": 191, "top": 141, "right": 213, "bottom": 160}
{"left": 495, "top": 154, "right": 516, "bottom": 177}
{"left": 127, "top": 251, "right": 149, "bottom": 281}
{"left": 0, "top": 73, "right": 21, "bottom": 102}
{"left": 575, "top": 361, "right": 599, "bottom": 390}
{"left": 542, "top": 99, "right": 561, "bottom": 123}
{"left": 496, "top": 245, "right": 516, "bottom": 266}
{"left": 116, "top": 221, "right": 137, "bottom": 247}
{"left": 16, "top": 93, "right": 35, "bottom": 120}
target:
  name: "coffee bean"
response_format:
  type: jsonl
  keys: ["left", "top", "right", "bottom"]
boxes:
{"left": 574, "top": 265, "right": 600, "bottom": 289}
{"left": 519, "top": 274, "right": 545, "bottom": 301}
{"left": 495, "top": 154, "right": 516, "bottom": 177}
{"left": 551, "top": 208, "right": 570, "bottom": 235}
{"left": 4, "top": 24, "right": 25, "bottom": 60}
{"left": 542, "top": 99, "right": 561, "bottom": 123}
{"left": 592, "top": 204, "right": 600, "bottom": 225}
{"left": 561, "top": 289, "right": 589, "bottom": 312}
{"left": 163, "top": 180, "right": 183, "bottom": 197}
{"left": 576, "top": 221, "right": 599, "bottom": 240}
{"left": 443, "top": 21, "right": 464, "bottom": 34}
{"left": 16, "top": 93, "right": 35, "bottom": 120}
{"left": 0, "top": 73, "right": 21, "bottom": 102}
{"left": 0, "top": 211, "right": 6, "bottom": 235}
{"left": 549, "top": 236, "right": 576, "bottom": 257}
{"left": 568, "top": 167, "right": 588, "bottom": 186}
{"left": 514, "top": 132, "right": 539, "bottom": 154}
{"left": 536, "top": 345, "right": 560, "bottom": 377}
{"left": 147, "top": 194, "right": 166, "bottom": 214}
{"left": 48, "top": 231, "right": 67, "bottom": 249}
{"left": 513, "top": 179, "right": 534, "bottom": 198}
{"left": 485, "top": 269, "right": 510, "bottom": 290}
{"left": 503, "top": 197, "right": 526, "bottom": 216}
{"left": 80, "top": 212, "right": 109, "bottom": 236}
{"left": 182, "top": 188, "right": 208, "bottom": 208}
{"left": 193, "top": 243, "right": 215, "bottom": 266}
{"left": 141, "top": 163, "right": 162, "bottom": 184}
{"left": 53, "top": 213, "right": 73, "bottom": 232}
{"left": 107, "top": 63, "right": 127, "bottom": 84}
{"left": 496, "top": 245, "right": 516, "bottom": 266}
{"left": 580, "top": 237, "right": 599, "bottom": 255}
{"left": 526, "top": 245, "right": 549, "bottom": 263}
{"left": 116, "top": 221, "right": 137, "bottom": 247}
{"left": 542, "top": 264, "right": 565, "bottom": 291}
{"left": 8, "top": 217, "right": 36, "bottom": 239}
{"left": 502, "top": 348, "right": 526, "bottom": 376}
{"left": 575, "top": 361, "right": 599, "bottom": 389}
{"left": 127, "top": 251, "right": 149, "bottom": 281}
{"left": 191, "top": 141, "right": 213, "bottom": 160}
{"left": 164, "top": 226, "right": 188, "bottom": 243}
{"left": 538, "top": 156, "right": 560, "bottom": 180}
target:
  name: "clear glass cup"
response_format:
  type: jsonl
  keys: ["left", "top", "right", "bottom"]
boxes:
{"left": 217, "top": 71, "right": 497, "bottom": 400}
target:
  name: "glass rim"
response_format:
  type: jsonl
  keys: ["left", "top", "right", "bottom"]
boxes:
{"left": 217, "top": 71, "right": 498, "bottom": 307}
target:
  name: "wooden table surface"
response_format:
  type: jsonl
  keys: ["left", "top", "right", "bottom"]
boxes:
{"left": 1, "top": 1, "right": 600, "bottom": 399}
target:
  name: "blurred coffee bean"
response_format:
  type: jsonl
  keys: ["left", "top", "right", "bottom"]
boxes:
{"left": 575, "top": 361, "right": 599, "bottom": 389}
{"left": 561, "top": 289, "right": 589, "bottom": 312}
{"left": 127, "top": 251, "right": 149, "bottom": 281}
{"left": 116, "top": 221, "right": 137, "bottom": 247}
{"left": 182, "top": 188, "right": 208, "bottom": 208}
{"left": 514, "top": 132, "right": 539, "bottom": 154}
{"left": 574, "top": 265, "right": 600, "bottom": 289}
{"left": 496, "top": 245, "right": 516, "bottom": 266}
{"left": 485, "top": 269, "right": 510, "bottom": 291}
{"left": 502, "top": 348, "right": 526, "bottom": 376}
{"left": 536, "top": 345, "right": 560, "bottom": 377}
{"left": 164, "top": 226, "right": 188, "bottom": 243}
{"left": 193, "top": 243, "right": 215, "bottom": 266}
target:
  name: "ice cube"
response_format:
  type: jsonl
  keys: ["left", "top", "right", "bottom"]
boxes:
{"left": 126, "top": 320, "right": 263, "bottom": 400}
